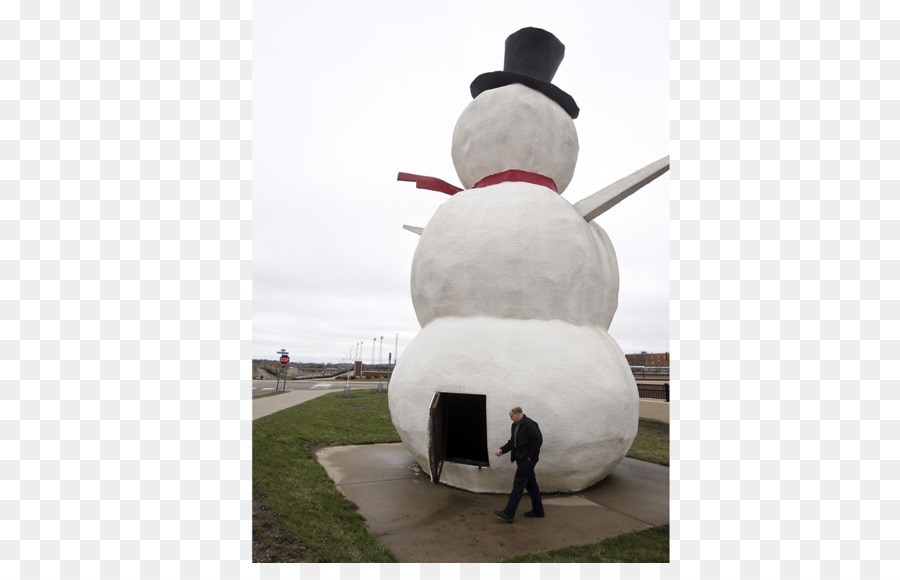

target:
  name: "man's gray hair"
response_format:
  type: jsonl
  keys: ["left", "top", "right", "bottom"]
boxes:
{"left": 511, "top": 406, "right": 523, "bottom": 415}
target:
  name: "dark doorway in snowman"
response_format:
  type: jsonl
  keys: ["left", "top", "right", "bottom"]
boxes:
{"left": 428, "top": 392, "right": 489, "bottom": 483}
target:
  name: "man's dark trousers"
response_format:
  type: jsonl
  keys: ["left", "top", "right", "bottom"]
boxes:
{"left": 502, "top": 456, "right": 544, "bottom": 518}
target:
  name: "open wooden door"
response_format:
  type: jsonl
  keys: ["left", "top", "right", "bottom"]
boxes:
{"left": 428, "top": 392, "right": 444, "bottom": 483}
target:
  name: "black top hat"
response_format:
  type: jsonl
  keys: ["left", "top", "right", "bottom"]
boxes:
{"left": 470, "top": 27, "right": 579, "bottom": 119}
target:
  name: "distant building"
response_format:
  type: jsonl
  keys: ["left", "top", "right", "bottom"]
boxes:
{"left": 625, "top": 351, "right": 669, "bottom": 367}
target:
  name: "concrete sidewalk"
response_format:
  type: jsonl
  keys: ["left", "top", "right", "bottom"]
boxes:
{"left": 252, "top": 384, "right": 376, "bottom": 420}
{"left": 316, "top": 443, "right": 669, "bottom": 563}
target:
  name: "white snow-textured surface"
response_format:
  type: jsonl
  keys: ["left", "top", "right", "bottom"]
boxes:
{"left": 388, "top": 317, "right": 639, "bottom": 493}
{"left": 451, "top": 84, "right": 578, "bottom": 192}
{"left": 410, "top": 182, "right": 619, "bottom": 330}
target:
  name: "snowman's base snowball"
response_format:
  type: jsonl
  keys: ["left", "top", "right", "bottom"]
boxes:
{"left": 388, "top": 316, "right": 638, "bottom": 494}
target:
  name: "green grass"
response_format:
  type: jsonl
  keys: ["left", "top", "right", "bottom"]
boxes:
{"left": 253, "top": 392, "right": 669, "bottom": 563}
{"left": 252, "top": 390, "right": 288, "bottom": 399}
{"left": 627, "top": 418, "right": 670, "bottom": 466}
{"left": 253, "top": 390, "right": 401, "bottom": 562}
{"left": 503, "top": 525, "right": 669, "bottom": 563}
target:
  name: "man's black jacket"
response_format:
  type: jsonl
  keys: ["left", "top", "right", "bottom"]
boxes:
{"left": 500, "top": 415, "right": 542, "bottom": 463}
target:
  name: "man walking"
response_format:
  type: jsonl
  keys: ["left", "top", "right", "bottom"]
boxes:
{"left": 493, "top": 406, "right": 544, "bottom": 523}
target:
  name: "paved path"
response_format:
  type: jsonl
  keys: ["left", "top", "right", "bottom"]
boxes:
{"left": 252, "top": 383, "right": 377, "bottom": 420}
{"left": 317, "top": 444, "right": 669, "bottom": 563}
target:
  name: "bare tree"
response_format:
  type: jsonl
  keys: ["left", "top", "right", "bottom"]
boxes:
{"left": 335, "top": 343, "right": 356, "bottom": 375}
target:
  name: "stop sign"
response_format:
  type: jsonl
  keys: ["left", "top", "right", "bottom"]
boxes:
{"left": 279, "top": 355, "right": 289, "bottom": 365}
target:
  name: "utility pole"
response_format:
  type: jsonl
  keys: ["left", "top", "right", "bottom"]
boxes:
{"left": 345, "top": 343, "right": 352, "bottom": 396}
{"left": 388, "top": 332, "right": 398, "bottom": 389}
{"left": 377, "top": 336, "right": 384, "bottom": 393}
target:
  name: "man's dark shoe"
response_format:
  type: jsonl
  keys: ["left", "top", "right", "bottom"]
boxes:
{"left": 493, "top": 509, "right": 514, "bottom": 523}
{"left": 524, "top": 511, "right": 545, "bottom": 518}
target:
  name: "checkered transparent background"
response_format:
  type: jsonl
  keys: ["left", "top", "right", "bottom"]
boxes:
{"left": 671, "top": 1, "right": 897, "bottom": 579}
{"left": 1, "top": 1, "right": 253, "bottom": 579}
{"left": 1, "top": 0, "right": 896, "bottom": 579}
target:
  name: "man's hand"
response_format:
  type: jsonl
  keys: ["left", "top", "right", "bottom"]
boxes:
{"left": 495, "top": 449, "right": 503, "bottom": 457}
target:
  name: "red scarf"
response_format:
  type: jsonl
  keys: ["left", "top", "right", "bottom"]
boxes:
{"left": 397, "top": 169, "right": 559, "bottom": 195}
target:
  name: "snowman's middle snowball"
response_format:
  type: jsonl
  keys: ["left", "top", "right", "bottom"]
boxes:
{"left": 410, "top": 183, "right": 619, "bottom": 329}
{"left": 451, "top": 83, "right": 579, "bottom": 193}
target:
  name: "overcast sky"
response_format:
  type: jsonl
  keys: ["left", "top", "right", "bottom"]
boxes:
{"left": 254, "top": 0, "right": 670, "bottom": 364}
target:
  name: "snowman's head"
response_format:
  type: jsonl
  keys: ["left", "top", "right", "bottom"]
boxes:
{"left": 451, "top": 83, "right": 579, "bottom": 194}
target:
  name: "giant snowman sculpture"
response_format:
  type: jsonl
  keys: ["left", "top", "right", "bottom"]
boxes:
{"left": 389, "top": 28, "right": 668, "bottom": 493}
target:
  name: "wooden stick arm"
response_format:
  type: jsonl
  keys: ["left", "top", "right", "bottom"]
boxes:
{"left": 403, "top": 224, "right": 424, "bottom": 236}
{"left": 573, "top": 156, "right": 669, "bottom": 222}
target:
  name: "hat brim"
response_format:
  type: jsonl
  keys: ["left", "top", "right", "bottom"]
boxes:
{"left": 470, "top": 71, "right": 580, "bottom": 119}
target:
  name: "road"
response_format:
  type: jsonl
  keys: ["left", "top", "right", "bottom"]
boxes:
{"left": 251, "top": 378, "right": 387, "bottom": 397}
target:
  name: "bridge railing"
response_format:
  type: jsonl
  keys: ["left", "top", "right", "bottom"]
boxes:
{"left": 630, "top": 366, "right": 670, "bottom": 380}
{"left": 637, "top": 383, "right": 669, "bottom": 402}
